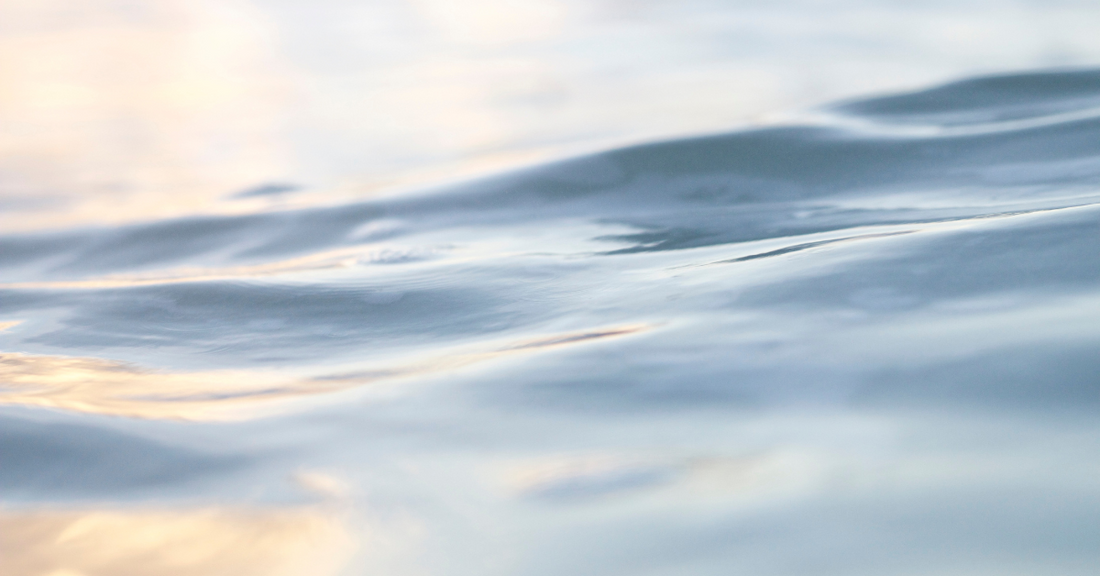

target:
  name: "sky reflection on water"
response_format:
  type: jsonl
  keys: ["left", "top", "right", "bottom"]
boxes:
{"left": 3, "top": 2, "right": 1100, "bottom": 576}
{"left": 4, "top": 0, "right": 1100, "bottom": 229}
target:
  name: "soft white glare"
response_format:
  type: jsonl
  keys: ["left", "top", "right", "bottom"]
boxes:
{"left": 2, "top": 0, "right": 1100, "bottom": 229}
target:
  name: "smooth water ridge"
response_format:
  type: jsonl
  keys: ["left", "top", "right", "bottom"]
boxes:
{"left": 3, "top": 69, "right": 1100, "bottom": 575}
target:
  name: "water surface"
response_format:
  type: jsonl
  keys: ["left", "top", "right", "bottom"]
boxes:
{"left": 3, "top": 65, "right": 1100, "bottom": 575}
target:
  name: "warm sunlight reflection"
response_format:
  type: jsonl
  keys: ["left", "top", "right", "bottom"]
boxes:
{"left": 0, "top": 505, "right": 355, "bottom": 576}
{"left": 0, "top": 0, "right": 291, "bottom": 231}
{"left": 0, "top": 324, "right": 648, "bottom": 420}
{"left": 0, "top": 352, "right": 312, "bottom": 420}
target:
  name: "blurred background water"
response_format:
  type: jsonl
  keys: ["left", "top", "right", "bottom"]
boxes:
{"left": 2, "top": 1, "right": 1100, "bottom": 575}
{"left": 4, "top": 0, "right": 1100, "bottom": 229}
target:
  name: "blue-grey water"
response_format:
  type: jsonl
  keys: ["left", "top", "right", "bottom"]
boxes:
{"left": 4, "top": 66, "right": 1100, "bottom": 574}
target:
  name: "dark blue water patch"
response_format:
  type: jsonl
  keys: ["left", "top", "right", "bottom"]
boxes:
{"left": 0, "top": 414, "right": 250, "bottom": 501}
{"left": 5, "top": 91, "right": 1100, "bottom": 280}
{"left": 0, "top": 289, "right": 68, "bottom": 313}
{"left": 829, "top": 68, "right": 1100, "bottom": 126}
{"left": 41, "top": 213, "right": 275, "bottom": 275}
{"left": 230, "top": 203, "right": 388, "bottom": 259}
{"left": 406, "top": 113, "right": 1100, "bottom": 250}
{"left": 593, "top": 217, "right": 865, "bottom": 254}
{"left": 17, "top": 281, "right": 527, "bottom": 366}
{"left": 0, "top": 232, "right": 85, "bottom": 269}
{"left": 77, "top": 215, "right": 274, "bottom": 272}
{"left": 854, "top": 342, "right": 1100, "bottom": 412}
{"left": 0, "top": 205, "right": 389, "bottom": 279}
{"left": 734, "top": 207, "right": 1100, "bottom": 311}
{"left": 714, "top": 232, "right": 913, "bottom": 263}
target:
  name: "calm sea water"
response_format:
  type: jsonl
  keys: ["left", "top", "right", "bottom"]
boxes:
{"left": 3, "top": 3, "right": 1100, "bottom": 576}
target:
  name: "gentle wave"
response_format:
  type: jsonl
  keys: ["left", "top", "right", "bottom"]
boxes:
{"left": 3, "top": 69, "right": 1100, "bottom": 575}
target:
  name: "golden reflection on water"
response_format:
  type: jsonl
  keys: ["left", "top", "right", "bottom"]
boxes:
{"left": 0, "top": 324, "right": 647, "bottom": 420}
{"left": 0, "top": 352, "right": 317, "bottom": 420}
{"left": 0, "top": 505, "right": 355, "bottom": 576}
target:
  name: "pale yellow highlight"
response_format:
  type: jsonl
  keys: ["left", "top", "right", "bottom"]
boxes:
{"left": 0, "top": 0, "right": 292, "bottom": 232}
{"left": 0, "top": 506, "right": 355, "bottom": 576}
{"left": 502, "top": 450, "right": 832, "bottom": 505}
{"left": 0, "top": 324, "right": 648, "bottom": 420}
{"left": 0, "top": 352, "right": 331, "bottom": 420}
{"left": 0, "top": 320, "right": 22, "bottom": 332}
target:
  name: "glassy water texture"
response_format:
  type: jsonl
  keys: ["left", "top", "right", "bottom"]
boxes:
{"left": 4, "top": 1, "right": 1100, "bottom": 573}
{"left": 3, "top": 66, "right": 1100, "bottom": 575}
